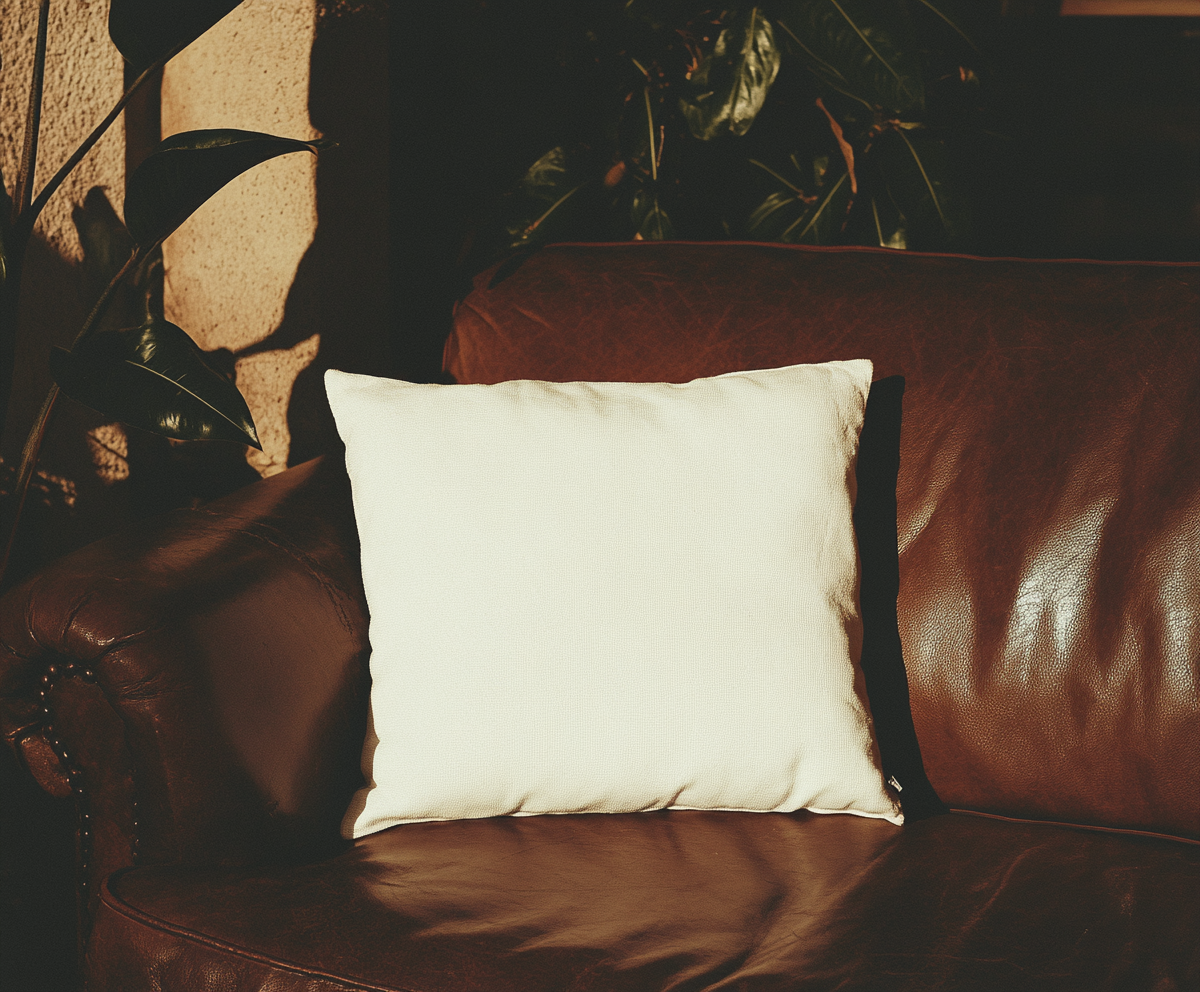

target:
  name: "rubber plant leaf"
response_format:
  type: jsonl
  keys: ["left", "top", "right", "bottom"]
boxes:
{"left": 745, "top": 189, "right": 805, "bottom": 238}
{"left": 109, "top": 0, "right": 245, "bottom": 76}
{"left": 775, "top": 0, "right": 923, "bottom": 115}
{"left": 630, "top": 187, "right": 675, "bottom": 240}
{"left": 743, "top": 155, "right": 811, "bottom": 239}
{"left": 124, "top": 129, "right": 330, "bottom": 251}
{"left": 49, "top": 317, "right": 261, "bottom": 447}
{"left": 744, "top": 155, "right": 853, "bottom": 245}
{"left": 680, "top": 7, "right": 781, "bottom": 141}
{"left": 502, "top": 146, "right": 596, "bottom": 251}
{"left": 784, "top": 165, "right": 853, "bottom": 244}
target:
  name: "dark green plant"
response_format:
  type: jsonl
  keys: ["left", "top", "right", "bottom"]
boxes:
{"left": 481, "top": 0, "right": 988, "bottom": 263}
{"left": 0, "top": 0, "right": 331, "bottom": 583}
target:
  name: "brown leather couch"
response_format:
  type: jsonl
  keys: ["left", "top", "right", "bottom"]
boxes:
{"left": 2, "top": 243, "right": 1197, "bottom": 991}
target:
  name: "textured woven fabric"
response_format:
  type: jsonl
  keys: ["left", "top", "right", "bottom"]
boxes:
{"left": 326, "top": 362, "right": 901, "bottom": 839}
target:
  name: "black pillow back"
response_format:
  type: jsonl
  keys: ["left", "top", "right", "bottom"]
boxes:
{"left": 855, "top": 376, "right": 946, "bottom": 821}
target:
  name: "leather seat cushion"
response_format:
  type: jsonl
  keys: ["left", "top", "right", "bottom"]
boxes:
{"left": 88, "top": 810, "right": 1200, "bottom": 991}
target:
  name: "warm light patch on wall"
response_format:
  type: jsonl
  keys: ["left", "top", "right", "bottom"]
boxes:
{"left": 87, "top": 424, "right": 130, "bottom": 485}
{"left": 0, "top": 0, "right": 124, "bottom": 265}
{"left": 33, "top": 470, "right": 76, "bottom": 510}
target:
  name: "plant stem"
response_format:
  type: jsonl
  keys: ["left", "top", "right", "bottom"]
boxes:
{"left": 643, "top": 87, "right": 657, "bottom": 183}
{"left": 1, "top": 51, "right": 163, "bottom": 442}
{"left": 10, "top": 0, "right": 51, "bottom": 225}
{"left": 21, "top": 62, "right": 163, "bottom": 240}
{"left": 0, "top": 249, "right": 139, "bottom": 587}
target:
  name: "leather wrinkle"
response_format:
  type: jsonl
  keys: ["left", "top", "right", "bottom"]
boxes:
{"left": 200, "top": 514, "right": 361, "bottom": 635}
{"left": 55, "top": 583, "right": 100, "bottom": 653}
{"left": 96, "top": 878, "right": 407, "bottom": 992}
{"left": 0, "top": 625, "right": 37, "bottom": 663}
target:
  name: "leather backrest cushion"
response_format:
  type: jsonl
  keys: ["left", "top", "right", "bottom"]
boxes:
{"left": 446, "top": 242, "right": 1200, "bottom": 839}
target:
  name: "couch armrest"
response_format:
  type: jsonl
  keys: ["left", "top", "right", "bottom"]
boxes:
{"left": 0, "top": 456, "right": 370, "bottom": 927}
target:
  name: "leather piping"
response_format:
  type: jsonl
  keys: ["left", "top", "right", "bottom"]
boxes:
{"left": 947, "top": 808, "right": 1200, "bottom": 847}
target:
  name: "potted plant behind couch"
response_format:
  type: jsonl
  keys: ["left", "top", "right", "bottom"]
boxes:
{"left": 470, "top": 0, "right": 992, "bottom": 265}
{"left": 0, "top": 0, "right": 333, "bottom": 591}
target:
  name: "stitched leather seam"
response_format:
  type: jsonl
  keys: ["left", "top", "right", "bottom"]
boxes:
{"left": 244, "top": 520, "right": 359, "bottom": 631}
{"left": 948, "top": 808, "right": 1200, "bottom": 847}
{"left": 99, "top": 874, "right": 414, "bottom": 992}
{"left": 188, "top": 509, "right": 360, "bottom": 635}
{"left": 58, "top": 589, "right": 95, "bottom": 648}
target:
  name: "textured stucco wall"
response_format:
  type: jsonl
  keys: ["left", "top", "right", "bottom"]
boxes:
{"left": 160, "top": 0, "right": 320, "bottom": 477}
{"left": 1, "top": 0, "right": 127, "bottom": 509}
{"left": 0, "top": 0, "right": 124, "bottom": 264}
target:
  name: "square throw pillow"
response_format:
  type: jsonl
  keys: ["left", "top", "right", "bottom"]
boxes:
{"left": 326, "top": 361, "right": 903, "bottom": 839}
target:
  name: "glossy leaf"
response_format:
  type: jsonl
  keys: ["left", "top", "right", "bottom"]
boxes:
{"left": 744, "top": 154, "right": 853, "bottom": 244}
{"left": 109, "top": 0, "right": 245, "bottom": 75}
{"left": 746, "top": 190, "right": 804, "bottom": 235}
{"left": 775, "top": 0, "right": 923, "bottom": 115}
{"left": 502, "top": 147, "right": 596, "bottom": 250}
{"left": 680, "top": 7, "right": 781, "bottom": 141}
{"left": 630, "top": 187, "right": 675, "bottom": 240}
{"left": 50, "top": 317, "right": 261, "bottom": 447}
{"left": 124, "top": 130, "right": 329, "bottom": 250}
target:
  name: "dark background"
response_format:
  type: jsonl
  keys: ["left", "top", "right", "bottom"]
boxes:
{"left": 4, "top": 3, "right": 1198, "bottom": 989}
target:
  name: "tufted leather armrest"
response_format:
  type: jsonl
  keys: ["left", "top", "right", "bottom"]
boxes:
{"left": 0, "top": 456, "right": 370, "bottom": 930}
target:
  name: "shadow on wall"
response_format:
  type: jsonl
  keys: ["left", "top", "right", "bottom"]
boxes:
{"left": 234, "top": 1, "right": 391, "bottom": 470}
{"left": 0, "top": 218, "right": 187, "bottom": 581}
{"left": 2, "top": 204, "right": 265, "bottom": 585}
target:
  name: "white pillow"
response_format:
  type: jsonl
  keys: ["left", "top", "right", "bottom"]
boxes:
{"left": 326, "top": 361, "right": 902, "bottom": 839}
